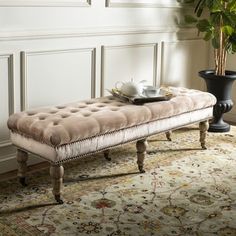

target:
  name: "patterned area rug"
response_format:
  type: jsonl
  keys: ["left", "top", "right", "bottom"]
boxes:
{"left": 0, "top": 126, "right": 236, "bottom": 236}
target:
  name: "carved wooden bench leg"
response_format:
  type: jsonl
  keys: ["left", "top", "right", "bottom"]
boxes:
{"left": 199, "top": 120, "right": 209, "bottom": 150}
{"left": 104, "top": 150, "right": 111, "bottom": 161}
{"left": 17, "top": 149, "right": 28, "bottom": 187}
{"left": 50, "top": 164, "right": 64, "bottom": 204}
{"left": 136, "top": 139, "right": 148, "bottom": 173}
{"left": 165, "top": 131, "right": 172, "bottom": 141}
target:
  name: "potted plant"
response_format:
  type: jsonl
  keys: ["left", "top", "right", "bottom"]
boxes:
{"left": 181, "top": 0, "right": 236, "bottom": 132}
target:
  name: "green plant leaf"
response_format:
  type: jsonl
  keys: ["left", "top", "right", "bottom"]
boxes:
{"left": 232, "top": 45, "right": 236, "bottom": 53}
{"left": 196, "top": 19, "right": 211, "bottom": 32}
{"left": 211, "top": 0, "right": 222, "bottom": 12}
{"left": 204, "top": 31, "right": 213, "bottom": 40}
{"left": 206, "top": 0, "right": 214, "bottom": 9}
{"left": 229, "top": 33, "right": 236, "bottom": 52}
{"left": 228, "top": 1, "right": 236, "bottom": 12}
{"left": 211, "top": 12, "right": 221, "bottom": 25}
{"left": 230, "top": 14, "right": 236, "bottom": 24}
{"left": 226, "top": 43, "right": 233, "bottom": 54}
{"left": 195, "top": 0, "right": 206, "bottom": 17}
{"left": 184, "top": 15, "right": 198, "bottom": 23}
{"left": 195, "top": 0, "right": 203, "bottom": 14}
{"left": 222, "top": 11, "right": 236, "bottom": 25}
{"left": 212, "top": 37, "right": 220, "bottom": 49}
{"left": 222, "top": 25, "right": 234, "bottom": 36}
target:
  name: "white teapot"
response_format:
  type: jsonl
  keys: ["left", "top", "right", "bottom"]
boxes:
{"left": 115, "top": 79, "right": 146, "bottom": 97}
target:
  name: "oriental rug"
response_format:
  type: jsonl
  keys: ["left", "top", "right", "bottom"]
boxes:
{"left": 0, "top": 126, "right": 236, "bottom": 236}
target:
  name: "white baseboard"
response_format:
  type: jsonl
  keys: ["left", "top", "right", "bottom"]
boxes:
{"left": 0, "top": 153, "right": 44, "bottom": 174}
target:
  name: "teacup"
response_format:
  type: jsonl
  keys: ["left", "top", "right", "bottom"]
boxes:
{"left": 142, "top": 86, "right": 160, "bottom": 97}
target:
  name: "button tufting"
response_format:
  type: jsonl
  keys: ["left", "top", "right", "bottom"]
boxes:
{"left": 56, "top": 106, "right": 66, "bottom": 109}
{"left": 97, "top": 104, "right": 105, "bottom": 107}
{"left": 71, "top": 109, "right": 79, "bottom": 113}
{"left": 111, "top": 108, "right": 119, "bottom": 111}
{"left": 117, "top": 104, "right": 124, "bottom": 107}
{"left": 61, "top": 114, "right": 70, "bottom": 118}
{"left": 91, "top": 109, "right": 99, "bottom": 112}
{"left": 53, "top": 121, "right": 59, "bottom": 125}
{"left": 50, "top": 110, "right": 58, "bottom": 114}
{"left": 39, "top": 117, "right": 46, "bottom": 120}
{"left": 78, "top": 105, "right": 87, "bottom": 108}
{"left": 83, "top": 113, "right": 91, "bottom": 117}
{"left": 27, "top": 112, "right": 35, "bottom": 116}
{"left": 85, "top": 101, "right": 94, "bottom": 105}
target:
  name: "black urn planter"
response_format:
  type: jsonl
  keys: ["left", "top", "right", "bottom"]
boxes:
{"left": 199, "top": 70, "right": 236, "bottom": 132}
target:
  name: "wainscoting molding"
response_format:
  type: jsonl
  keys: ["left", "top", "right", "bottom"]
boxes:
{"left": 0, "top": 26, "right": 196, "bottom": 41}
{"left": 101, "top": 43, "right": 158, "bottom": 96}
{"left": 0, "top": 0, "right": 91, "bottom": 7}
{"left": 106, "top": 0, "right": 193, "bottom": 8}
{"left": 21, "top": 48, "right": 96, "bottom": 110}
{"left": 0, "top": 53, "right": 15, "bottom": 148}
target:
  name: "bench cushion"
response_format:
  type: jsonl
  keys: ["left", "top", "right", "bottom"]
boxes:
{"left": 8, "top": 87, "right": 216, "bottom": 147}
{"left": 10, "top": 107, "right": 213, "bottom": 163}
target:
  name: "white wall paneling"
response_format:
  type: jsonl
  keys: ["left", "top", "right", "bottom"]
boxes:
{"left": 101, "top": 44, "right": 158, "bottom": 96}
{"left": 0, "top": 0, "right": 91, "bottom": 7}
{"left": 21, "top": 48, "right": 96, "bottom": 110}
{"left": 161, "top": 39, "right": 209, "bottom": 90}
{"left": 106, "top": 0, "right": 192, "bottom": 8}
{"left": 0, "top": 53, "right": 16, "bottom": 175}
{"left": 0, "top": 53, "right": 14, "bottom": 148}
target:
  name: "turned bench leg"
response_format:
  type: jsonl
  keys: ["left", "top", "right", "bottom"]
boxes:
{"left": 17, "top": 149, "right": 28, "bottom": 186}
{"left": 165, "top": 131, "right": 172, "bottom": 141}
{"left": 136, "top": 139, "right": 148, "bottom": 173}
{"left": 199, "top": 120, "right": 209, "bottom": 149}
{"left": 50, "top": 164, "right": 64, "bottom": 204}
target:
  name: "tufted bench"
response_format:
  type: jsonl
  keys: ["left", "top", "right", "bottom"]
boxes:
{"left": 7, "top": 87, "right": 216, "bottom": 204}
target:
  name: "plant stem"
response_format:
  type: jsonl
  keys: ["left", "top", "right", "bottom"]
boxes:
{"left": 216, "top": 17, "right": 223, "bottom": 75}
{"left": 214, "top": 49, "right": 218, "bottom": 74}
{"left": 215, "top": 3, "right": 227, "bottom": 76}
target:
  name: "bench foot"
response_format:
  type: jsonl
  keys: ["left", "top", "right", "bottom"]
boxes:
{"left": 199, "top": 120, "right": 209, "bottom": 149}
{"left": 17, "top": 149, "right": 28, "bottom": 186}
{"left": 104, "top": 150, "right": 111, "bottom": 161}
{"left": 136, "top": 139, "right": 148, "bottom": 173}
{"left": 165, "top": 131, "right": 172, "bottom": 141}
{"left": 50, "top": 164, "right": 64, "bottom": 204}
{"left": 55, "top": 194, "right": 64, "bottom": 204}
{"left": 19, "top": 177, "right": 27, "bottom": 187}
{"left": 138, "top": 166, "right": 146, "bottom": 173}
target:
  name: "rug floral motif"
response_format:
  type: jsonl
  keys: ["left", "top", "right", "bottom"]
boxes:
{"left": 0, "top": 126, "right": 236, "bottom": 236}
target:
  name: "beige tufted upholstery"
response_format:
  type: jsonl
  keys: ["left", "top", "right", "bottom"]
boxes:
{"left": 8, "top": 87, "right": 216, "bottom": 148}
